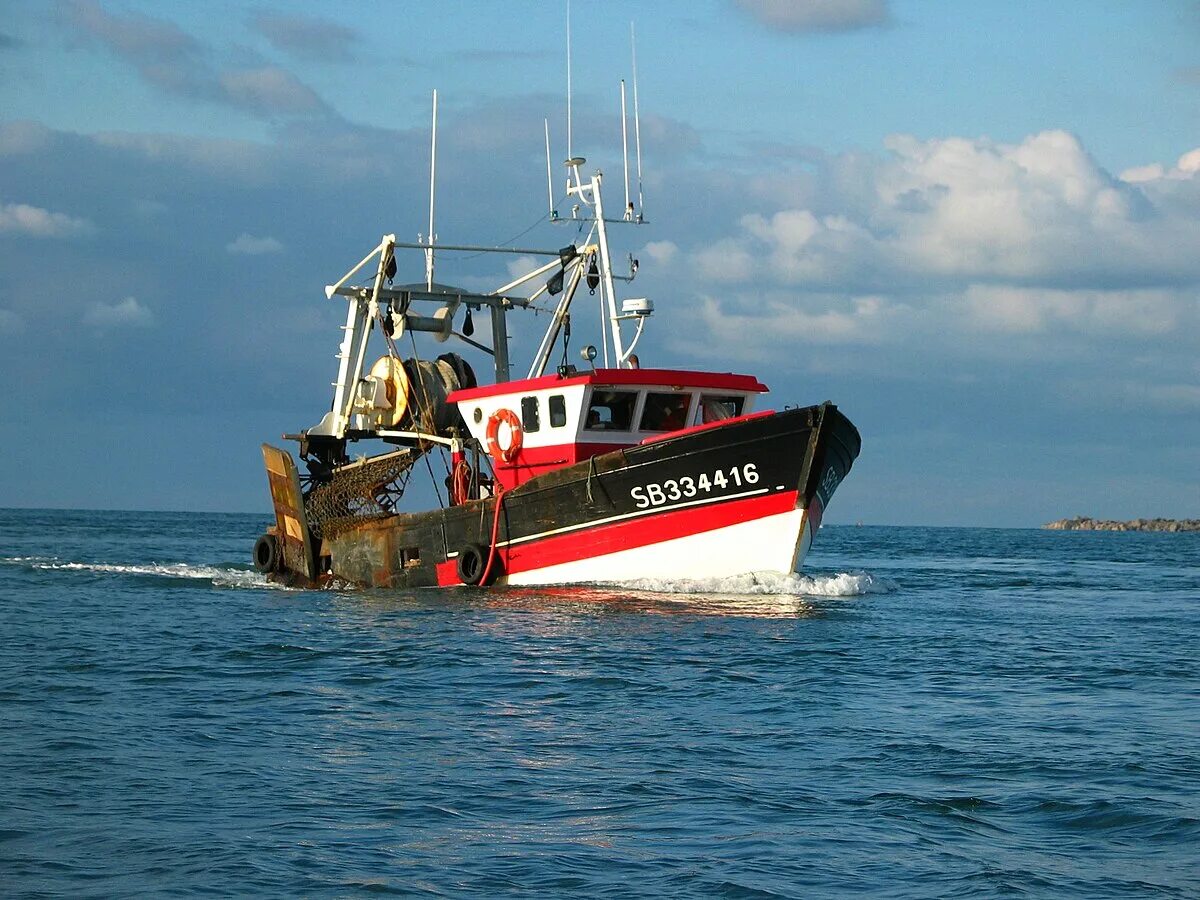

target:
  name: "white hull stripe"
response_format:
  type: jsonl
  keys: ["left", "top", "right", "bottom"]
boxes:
{"left": 503, "top": 507, "right": 813, "bottom": 587}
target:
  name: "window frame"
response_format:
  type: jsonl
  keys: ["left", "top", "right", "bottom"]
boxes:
{"left": 548, "top": 394, "right": 567, "bottom": 428}
{"left": 520, "top": 396, "right": 541, "bottom": 433}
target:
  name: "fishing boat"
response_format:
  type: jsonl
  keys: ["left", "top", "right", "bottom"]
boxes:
{"left": 253, "top": 93, "right": 860, "bottom": 589}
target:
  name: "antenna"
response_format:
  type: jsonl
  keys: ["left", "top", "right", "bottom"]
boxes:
{"left": 631, "top": 22, "right": 644, "bottom": 221}
{"left": 544, "top": 119, "right": 555, "bottom": 219}
{"left": 566, "top": 0, "right": 573, "bottom": 162}
{"left": 425, "top": 88, "right": 438, "bottom": 291}
{"left": 620, "top": 79, "right": 631, "bottom": 218}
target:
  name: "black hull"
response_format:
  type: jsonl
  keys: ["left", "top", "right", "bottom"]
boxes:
{"left": 269, "top": 403, "right": 860, "bottom": 588}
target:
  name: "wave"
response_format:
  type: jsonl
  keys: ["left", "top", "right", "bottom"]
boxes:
{"left": 603, "top": 570, "right": 897, "bottom": 597}
{"left": 1, "top": 556, "right": 283, "bottom": 590}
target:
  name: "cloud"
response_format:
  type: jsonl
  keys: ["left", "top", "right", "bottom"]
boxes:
{"left": 654, "top": 127, "right": 1200, "bottom": 413}
{"left": 93, "top": 130, "right": 273, "bottom": 180}
{"left": 61, "top": 0, "right": 330, "bottom": 120}
{"left": 0, "top": 121, "right": 53, "bottom": 156}
{"left": 689, "top": 131, "right": 1200, "bottom": 293}
{"left": 641, "top": 240, "right": 678, "bottom": 265}
{"left": 218, "top": 66, "right": 326, "bottom": 116}
{"left": 960, "top": 285, "right": 1183, "bottom": 336}
{"left": 83, "top": 296, "right": 154, "bottom": 329}
{"left": 0, "top": 32, "right": 25, "bottom": 50}
{"left": 226, "top": 233, "right": 284, "bottom": 255}
{"left": 695, "top": 291, "right": 906, "bottom": 353}
{"left": 250, "top": 12, "right": 358, "bottom": 61}
{"left": 1118, "top": 163, "right": 1164, "bottom": 184}
{"left": 63, "top": 0, "right": 206, "bottom": 93}
{"left": 733, "top": 0, "right": 891, "bottom": 33}
{"left": 0, "top": 201, "right": 94, "bottom": 237}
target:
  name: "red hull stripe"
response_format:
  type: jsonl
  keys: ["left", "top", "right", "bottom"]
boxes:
{"left": 436, "top": 488, "right": 799, "bottom": 585}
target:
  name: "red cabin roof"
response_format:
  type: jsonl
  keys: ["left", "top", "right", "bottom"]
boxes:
{"left": 446, "top": 368, "right": 769, "bottom": 404}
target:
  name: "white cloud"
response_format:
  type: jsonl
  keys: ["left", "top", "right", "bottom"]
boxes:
{"left": 691, "top": 291, "right": 909, "bottom": 358}
{"left": 505, "top": 255, "right": 540, "bottom": 281}
{"left": 641, "top": 240, "right": 678, "bottom": 265}
{"left": 734, "top": 0, "right": 890, "bottom": 32}
{"left": 83, "top": 296, "right": 154, "bottom": 329}
{"left": 960, "top": 285, "right": 1182, "bottom": 336}
{"left": 666, "top": 129, "right": 1200, "bottom": 394}
{"left": 1119, "top": 163, "right": 1164, "bottom": 184}
{"left": 1177, "top": 149, "right": 1200, "bottom": 175}
{"left": 1120, "top": 148, "right": 1200, "bottom": 183}
{"left": 690, "top": 132, "right": 1200, "bottom": 292}
{"left": 226, "top": 233, "right": 284, "bottom": 255}
{"left": 0, "top": 202, "right": 94, "bottom": 238}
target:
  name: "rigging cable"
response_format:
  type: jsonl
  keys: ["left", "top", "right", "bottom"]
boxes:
{"left": 405, "top": 329, "right": 450, "bottom": 509}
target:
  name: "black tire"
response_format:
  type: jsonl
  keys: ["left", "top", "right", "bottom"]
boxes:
{"left": 253, "top": 533, "right": 280, "bottom": 573}
{"left": 456, "top": 542, "right": 500, "bottom": 586}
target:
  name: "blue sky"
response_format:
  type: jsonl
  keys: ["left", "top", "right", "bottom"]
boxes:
{"left": 1, "top": 0, "right": 1198, "bottom": 526}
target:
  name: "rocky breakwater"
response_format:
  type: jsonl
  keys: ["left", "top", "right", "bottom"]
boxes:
{"left": 1044, "top": 517, "right": 1200, "bottom": 532}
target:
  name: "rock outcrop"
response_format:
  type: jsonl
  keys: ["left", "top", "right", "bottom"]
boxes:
{"left": 1043, "top": 517, "right": 1200, "bottom": 532}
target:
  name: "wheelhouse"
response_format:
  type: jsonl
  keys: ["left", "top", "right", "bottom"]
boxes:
{"left": 448, "top": 368, "right": 769, "bottom": 490}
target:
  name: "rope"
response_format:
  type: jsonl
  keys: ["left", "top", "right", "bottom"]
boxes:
{"left": 479, "top": 485, "right": 507, "bottom": 586}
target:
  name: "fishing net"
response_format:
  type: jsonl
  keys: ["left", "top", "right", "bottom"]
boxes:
{"left": 304, "top": 451, "right": 418, "bottom": 539}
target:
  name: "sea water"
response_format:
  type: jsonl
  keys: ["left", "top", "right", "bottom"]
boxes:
{"left": 1, "top": 508, "right": 1197, "bottom": 897}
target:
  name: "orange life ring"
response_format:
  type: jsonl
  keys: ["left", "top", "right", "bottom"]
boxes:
{"left": 486, "top": 408, "right": 523, "bottom": 463}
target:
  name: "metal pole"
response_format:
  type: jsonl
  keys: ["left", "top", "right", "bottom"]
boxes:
{"left": 426, "top": 89, "right": 438, "bottom": 291}
{"left": 490, "top": 303, "right": 510, "bottom": 383}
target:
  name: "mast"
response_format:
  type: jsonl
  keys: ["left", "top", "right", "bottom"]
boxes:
{"left": 566, "top": 0, "right": 573, "bottom": 162}
{"left": 564, "top": 157, "right": 628, "bottom": 368}
{"left": 621, "top": 79, "right": 631, "bottom": 217}
{"left": 425, "top": 89, "right": 438, "bottom": 291}
{"left": 631, "top": 22, "right": 644, "bottom": 220}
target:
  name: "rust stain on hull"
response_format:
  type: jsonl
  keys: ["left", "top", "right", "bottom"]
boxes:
{"left": 261, "top": 444, "right": 317, "bottom": 582}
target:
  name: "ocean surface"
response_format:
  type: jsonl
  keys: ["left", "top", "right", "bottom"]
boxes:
{"left": 1, "top": 508, "right": 1197, "bottom": 898}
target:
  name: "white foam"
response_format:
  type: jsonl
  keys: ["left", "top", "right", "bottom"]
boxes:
{"left": 2, "top": 557, "right": 284, "bottom": 590}
{"left": 607, "top": 570, "right": 896, "bottom": 597}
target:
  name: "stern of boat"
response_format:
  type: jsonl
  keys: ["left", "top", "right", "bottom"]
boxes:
{"left": 254, "top": 444, "right": 319, "bottom": 586}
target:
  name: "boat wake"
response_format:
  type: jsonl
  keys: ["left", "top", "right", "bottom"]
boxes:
{"left": 1, "top": 556, "right": 284, "bottom": 590}
{"left": 603, "top": 570, "right": 896, "bottom": 597}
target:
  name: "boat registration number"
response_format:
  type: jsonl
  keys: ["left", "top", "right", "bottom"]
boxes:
{"left": 630, "top": 463, "right": 760, "bottom": 509}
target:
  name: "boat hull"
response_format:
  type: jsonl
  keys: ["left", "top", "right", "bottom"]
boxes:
{"left": 270, "top": 402, "right": 860, "bottom": 589}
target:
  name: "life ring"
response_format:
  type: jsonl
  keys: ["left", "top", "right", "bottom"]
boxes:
{"left": 253, "top": 533, "right": 280, "bottom": 573}
{"left": 486, "top": 408, "right": 523, "bottom": 463}
{"left": 456, "top": 542, "right": 500, "bottom": 586}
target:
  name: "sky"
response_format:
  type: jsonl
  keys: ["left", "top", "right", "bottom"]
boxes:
{"left": 1, "top": 0, "right": 1198, "bottom": 526}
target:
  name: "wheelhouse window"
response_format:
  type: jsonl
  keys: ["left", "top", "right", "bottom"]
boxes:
{"left": 585, "top": 390, "right": 637, "bottom": 431}
{"left": 639, "top": 392, "right": 691, "bottom": 432}
{"left": 520, "top": 396, "right": 541, "bottom": 433}
{"left": 699, "top": 394, "right": 745, "bottom": 424}
{"left": 549, "top": 394, "right": 567, "bottom": 428}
